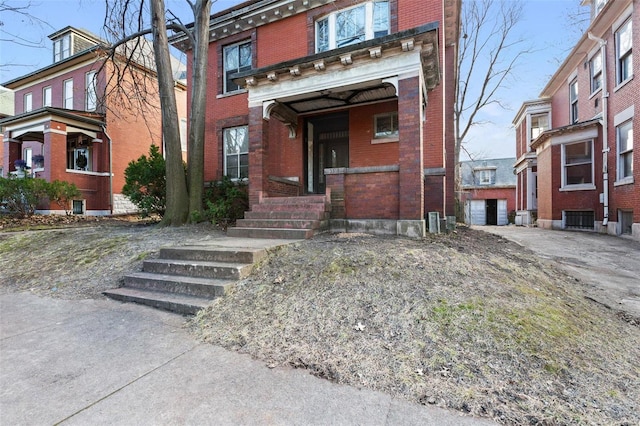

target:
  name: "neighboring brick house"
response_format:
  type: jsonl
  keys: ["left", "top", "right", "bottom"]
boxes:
{"left": 459, "top": 158, "right": 516, "bottom": 226}
{"left": 0, "top": 26, "right": 187, "bottom": 215}
{"left": 172, "top": 0, "right": 460, "bottom": 237}
{"left": 513, "top": 0, "right": 639, "bottom": 240}
{"left": 0, "top": 86, "right": 14, "bottom": 177}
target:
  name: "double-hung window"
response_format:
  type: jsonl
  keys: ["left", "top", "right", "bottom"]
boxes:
{"left": 85, "top": 71, "right": 97, "bottom": 111}
{"left": 223, "top": 41, "right": 251, "bottom": 93}
{"left": 43, "top": 86, "right": 52, "bottom": 107}
{"left": 316, "top": 1, "right": 389, "bottom": 53}
{"left": 562, "top": 141, "right": 593, "bottom": 187}
{"left": 590, "top": 51, "right": 602, "bottom": 94}
{"left": 63, "top": 79, "right": 74, "bottom": 109}
{"left": 569, "top": 80, "right": 578, "bottom": 124}
{"left": 24, "top": 93, "right": 32, "bottom": 113}
{"left": 53, "top": 35, "right": 71, "bottom": 63}
{"left": 617, "top": 120, "right": 633, "bottom": 180}
{"left": 530, "top": 113, "right": 549, "bottom": 141}
{"left": 615, "top": 18, "right": 632, "bottom": 85}
{"left": 224, "top": 126, "right": 249, "bottom": 180}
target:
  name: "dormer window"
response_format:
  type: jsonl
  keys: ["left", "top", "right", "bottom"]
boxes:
{"left": 474, "top": 168, "right": 496, "bottom": 185}
{"left": 316, "top": 1, "right": 389, "bottom": 53}
{"left": 54, "top": 34, "right": 71, "bottom": 62}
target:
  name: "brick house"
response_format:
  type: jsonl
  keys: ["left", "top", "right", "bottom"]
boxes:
{"left": 459, "top": 158, "right": 516, "bottom": 226}
{"left": 172, "top": 0, "right": 460, "bottom": 237}
{"left": 0, "top": 26, "right": 187, "bottom": 215}
{"left": 513, "top": 0, "right": 639, "bottom": 240}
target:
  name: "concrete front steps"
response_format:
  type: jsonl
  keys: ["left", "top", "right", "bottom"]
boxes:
{"left": 103, "top": 245, "right": 267, "bottom": 315}
{"left": 228, "top": 195, "right": 330, "bottom": 239}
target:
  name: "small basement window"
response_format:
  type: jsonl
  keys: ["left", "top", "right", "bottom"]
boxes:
{"left": 564, "top": 210, "right": 594, "bottom": 229}
{"left": 72, "top": 200, "right": 85, "bottom": 215}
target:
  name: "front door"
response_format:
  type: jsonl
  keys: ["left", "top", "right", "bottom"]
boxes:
{"left": 305, "top": 112, "right": 349, "bottom": 194}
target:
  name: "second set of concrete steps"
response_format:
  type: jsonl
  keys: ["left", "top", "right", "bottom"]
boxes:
{"left": 103, "top": 242, "right": 270, "bottom": 315}
{"left": 228, "top": 195, "right": 330, "bottom": 239}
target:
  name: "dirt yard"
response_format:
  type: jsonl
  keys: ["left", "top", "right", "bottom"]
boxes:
{"left": 1, "top": 218, "right": 638, "bottom": 425}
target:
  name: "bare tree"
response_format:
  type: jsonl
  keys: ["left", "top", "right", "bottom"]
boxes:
{"left": 0, "top": 1, "right": 53, "bottom": 72}
{"left": 102, "top": 0, "right": 211, "bottom": 225}
{"left": 454, "top": 0, "right": 529, "bottom": 195}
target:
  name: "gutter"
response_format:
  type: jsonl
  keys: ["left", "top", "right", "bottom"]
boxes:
{"left": 588, "top": 32, "right": 609, "bottom": 227}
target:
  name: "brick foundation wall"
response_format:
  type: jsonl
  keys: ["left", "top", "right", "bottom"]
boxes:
{"left": 344, "top": 170, "right": 399, "bottom": 219}
{"left": 266, "top": 176, "right": 302, "bottom": 197}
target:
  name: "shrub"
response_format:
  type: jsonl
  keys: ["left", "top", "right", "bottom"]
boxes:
{"left": 203, "top": 177, "right": 248, "bottom": 227}
{"left": 47, "top": 180, "right": 81, "bottom": 215}
{"left": 122, "top": 145, "right": 166, "bottom": 217}
{"left": 0, "top": 176, "right": 49, "bottom": 218}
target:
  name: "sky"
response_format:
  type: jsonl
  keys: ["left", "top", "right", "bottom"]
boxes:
{"left": 0, "top": 0, "right": 587, "bottom": 160}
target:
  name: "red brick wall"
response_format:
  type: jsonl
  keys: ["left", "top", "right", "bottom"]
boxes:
{"left": 463, "top": 187, "right": 516, "bottom": 214}
{"left": 398, "top": 77, "right": 424, "bottom": 220}
{"left": 349, "top": 101, "right": 399, "bottom": 167}
{"left": 257, "top": 13, "right": 308, "bottom": 66}
{"left": 344, "top": 171, "right": 399, "bottom": 219}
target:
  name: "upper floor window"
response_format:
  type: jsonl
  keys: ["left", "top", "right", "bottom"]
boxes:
{"left": 615, "top": 18, "right": 632, "bottom": 85}
{"left": 224, "top": 126, "right": 249, "bottom": 180}
{"left": 85, "top": 71, "right": 97, "bottom": 111}
{"left": 594, "top": 0, "right": 607, "bottom": 17}
{"left": 475, "top": 169, "right": 496, "bottom": 185}
{"left": 617, "top": 120, "right": 633, "bottom": 180}
{"left": 590, "top": 51, "right": 602, "bottom": 93}
{"left": 24, "top": 93, "right": 32, "bottom": 113}
{"left": 53, "top": 34, "right": 71, "bottom": 63}
{"left": 224, "top": 41, "right": 251, "bottom": 93}
{"left": 63, "top": 79, "right": 74, "bottom": 109}
{"left": 569, "top": 79, "right": 578, "bottom": 124}
{"left": 530, "top": 113, "right": 549, "bottom": 141}
{"left": 562, "top": 140, "right": 593, "bottom": 187}
{"left": 43, "top": 86, "right": 52, "bottom": 107}
{"left": 316, "top": 1, "right": 389, "bottom": 53}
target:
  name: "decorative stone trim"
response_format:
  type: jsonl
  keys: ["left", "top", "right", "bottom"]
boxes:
{"left": 325, "top": 165, "right": 399, "bottom": 175}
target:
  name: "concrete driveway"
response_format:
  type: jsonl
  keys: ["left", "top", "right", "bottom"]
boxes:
{"left": 0, "top": 292, "right": 494, "bottom": 425}
{"left": 480, "top": 226, "right": 640, "bottom": 319}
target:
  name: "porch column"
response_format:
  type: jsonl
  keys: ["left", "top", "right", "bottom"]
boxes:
{"left": 248, "top": 105, "right": 269, "bottom": 208}
{"left": 398, "top": 76, "right": 425, "bottom": 221}
{"left": 43, "top": 121, "right": 67, "bottom": 182}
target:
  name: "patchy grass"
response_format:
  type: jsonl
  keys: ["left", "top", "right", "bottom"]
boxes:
{"left": 193, "top": 230, "right": 640, "bottom": 425}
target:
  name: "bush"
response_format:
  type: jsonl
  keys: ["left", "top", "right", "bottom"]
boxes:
{"left": 203, "top": 177, "right": 248, "bottom": 227}
{"left": 47, "top": 180, "right": 82, "bottom": 215}
{"left": 122, "top": 145, "right": 166, "bottom": 217}
{"left": 0, "top": 176, "right": 50, "bottom": 218}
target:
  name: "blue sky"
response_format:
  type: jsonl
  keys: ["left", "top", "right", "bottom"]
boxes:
{"left": 0, "top": 0, "right": 586, "bottom": 159}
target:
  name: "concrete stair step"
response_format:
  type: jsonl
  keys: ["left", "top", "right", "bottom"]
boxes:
{"left": 159, "top": 246, "right": 266, "bottom": 263}
{"left": 261, "top": 195, "right": 327, "bottom": 204}
{"left": 227, "top": 227, "right": 313, "bottom": 239}
{"left": 244, "top": 210, "right": 328, "bottom": 220}
{"left": 103, "top": 287, "right": 210, "bottom": 316}
{"left": 251, "top": 203, "right": 329, "bottom": 213}
{"left": 142, "top": 258, "right": 253, "bottom": 279}
{"left": 235, "top": 219, "right": 326, "bottom": 230}
{"left": 123, "top": 272, "right": 234, "bottom": 298}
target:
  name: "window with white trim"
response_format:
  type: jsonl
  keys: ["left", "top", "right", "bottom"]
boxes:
{"left": 223, "top": 41, "right": 251, "bottom": 93}
{"left": 530, "top": 113, "right": 549, "bottom": 141}
{"left": 569, "top": 79, "right": 578, "bottom": 124}
{"left": 224, "top": 126, "right": 249, "bottom": 180}
{"left": 615, "top": 18, "right": 632, "bottom": 85}
{"left": 475, "top": 169, "right": 496, "bottom": 185}
{"left": 374, "top": 112, "right": 398, "bottom": 139}
{"left": 53, "top": 34, "right": 71, "bottom": 63}
{"left": 63, "top": 79, "right": 73, "bottom": 109}
{"left": 617, "top": 120, "right": 633, "bottom": 180}
{"left": 67, "top": 137, "right": 91, "bottom": 171}
{"left": 316, "top": 1, "right": 389, "bottom": 53}
{"left": 562, "top": 140, "right": 593, "bottom": 186}
{"left": 43, "top": 86, "right": 52, "bottom": 107}
{"left": 590, "top": 51, "right": 602, "bottom": 94}
{"left": 85, "top": 71, "right": 97, "bottom": 111}
{"left": 23, "top": 148, "right": 32, "bottom": 168}
{"left": 24, "top": 93, "right": 32, "bottom": 113}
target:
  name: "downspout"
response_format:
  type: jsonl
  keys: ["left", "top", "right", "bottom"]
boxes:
{"left": 101, "top": 125, "right": 113, "bottom": 215}
{"left": 588, "top": 32, "right": 609, "bottom": 227}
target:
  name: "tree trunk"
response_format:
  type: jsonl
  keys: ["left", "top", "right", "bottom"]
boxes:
{"left": 186, "top": 0, "right": 211, "bottom": 222}
{"left": 151, "top": 0, "right": 189, "bottom": 226}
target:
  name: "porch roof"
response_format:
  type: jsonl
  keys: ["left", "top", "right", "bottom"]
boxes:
{"left": 0, "top": 107, "right": 105, "bottom": 142}
{"left": 531, "top": 119, "right": 600, "bottom": 150}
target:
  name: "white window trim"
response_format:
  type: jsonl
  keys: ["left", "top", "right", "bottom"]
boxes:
{"left": 615, "top": 119, "right": 633, "bottom": 183}
{"left": 372, "top": 111, "right": 398, "bottom": 142}
{"left": 23, "top": 93, "right": 33, "bottom": 113}
{"left": 223, "top": 126, "right": 249, "bottom": 181}
{"left": 63, "top": 78, "right": 74, "bottom": 109}
{"left": 588, "top": 50, "right": 603, "bottom": 96}
{"left": 569, "top": 79, "right": 578, "bottom": 124}
{"left": 561, "top": 139, "right": 595, "bottom": 190}
{"left": 315, "top": 1, "right": 389, "bottom": 53}
{"left": 614, "top": 16, "right": 633, "bottom": 88}
{"left": 85, "top": 71, "right": 97, "bottom": 111}
{"left": 42, "top": 86, "right": 52, "bottom": 107}
{"left": 529, "top": 112, "right": 550, "bottom": 144}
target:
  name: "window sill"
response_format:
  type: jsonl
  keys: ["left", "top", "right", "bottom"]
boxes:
{"left": 371, "top": 136, "right": 399, "bottom": 145}
{"left": 66, "top": 169, "right": 111, "bottom": 177}
{"left": 614, "top": 177, "right": 634, "bottom": 187}
{"left": 559, "top": 184, "right": 596, "bottom": 192}
{"left": 217, "top": 89, "right": 248, "bottom": 99}
{"left": 614, "top": 75, "right": 633, "bottom": 92}
{"left": 588, "top": 88, "right": 602, "bottom": 100}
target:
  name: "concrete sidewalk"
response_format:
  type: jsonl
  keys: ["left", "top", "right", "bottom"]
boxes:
{"left": 0, "top": 292, "right": 494, "bottom": 425}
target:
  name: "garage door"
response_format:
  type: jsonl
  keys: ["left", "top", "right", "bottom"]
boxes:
{"left": 497, "top": 199, "right": 508, "bottom": 225}
{"left": 469, "top": 200, "right": 486, "bottom": 225}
